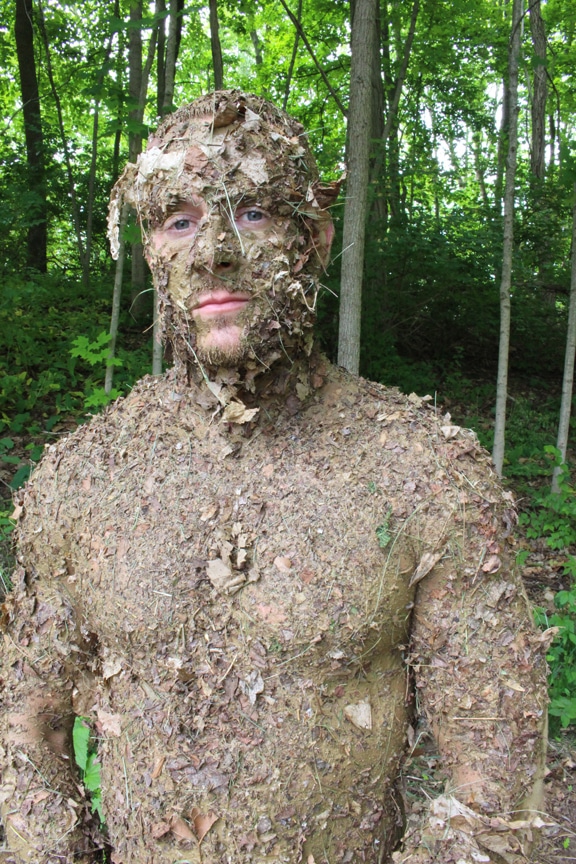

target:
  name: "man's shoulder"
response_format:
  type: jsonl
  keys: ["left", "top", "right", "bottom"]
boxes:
{"left": 313, "top": 361, "right": 503, "bottom": 495}
{"left": 30, "top": 372, "right": 182, "bottom": 471}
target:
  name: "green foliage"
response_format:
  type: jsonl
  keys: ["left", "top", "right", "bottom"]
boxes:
{"left": 376, "top": 509, "right": 393, "bottom": 549}
{"left": 0, "top": 271, "right": 151, "bottom": 486}
{"left": 73, "top": 717, "right": 104, "bottom": 823}
{"left": 535, "top": 588, "right": 576, "bottom": 731}
{"left": 521, "top": 448, "right": 576, "bottom": 731}
{"left": 520, "top": 448, "right": 576, "bottom": 550}
{"left": 70, "top": 332, "right": 122, "bottom": 409}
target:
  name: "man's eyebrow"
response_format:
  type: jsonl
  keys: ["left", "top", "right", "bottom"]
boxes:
{"left": 165, "top": 198, "right": 203, "bottom": 213}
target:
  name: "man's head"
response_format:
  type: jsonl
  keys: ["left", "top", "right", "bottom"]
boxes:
{"left": 109, "top": 91, "right": 338, "bottom": 375}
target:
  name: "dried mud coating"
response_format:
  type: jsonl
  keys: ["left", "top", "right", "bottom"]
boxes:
{"left": 109, "top": 91, "right": 340, "bottom": 375}
{"left": 1, "top": 359, "right": 548, "bottom": 863}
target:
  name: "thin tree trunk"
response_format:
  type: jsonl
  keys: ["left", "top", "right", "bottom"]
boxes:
{"left": 472, "top": 132, "right": 490, "bottom": 208}
{"left": 162, "top": 0, "right": 180, "bottom": 112}
{"left": 128, "top": 0, "right": 146, "bottom": 318}
{"left": 493, "top": 0, "right": 522, "bottom": 476}
{"left": 86, "top": 22, "right": 116, "bottom": 276}
{"left": 283, "top": 0, "right": 302, "bottom": 110}
{"left": 128, "top": 0, "right": 143, "bottom": 164}
{"left": 156, "top": 0, "right": 166, "bottom": 116}
{"left": 278, "top": 0, "right": 347, "bottom": 117}
{"left": 370, "top": 0, "right": 419, "bottom": 185}
{"left": 371, "top": 0, "right": 418, "bottom": 224}
{"left": 337, "top": 0, "right": 379, "bottom": 374}
{"left": 105, "top": 203, "right": 129, "bottom": 395}
{"left": 14, "top": 0, "right": 47, "bottom": 272}
{"left": 36, "top": 0, "right": 88, "bottom": 285}
{"left": 250, "top": 29, "right": 263, "bottom": 65}
{"left": 552, "top": 184, "right": 576, "bottom": 493}
{"left": 209, "top": 0, "right": 223, "bottom": 90}
{"left": 494, "top": 80, "right": 509, "bottom": 216}
{"left": 152, "top": 312, "right": 163, "bottom": 375}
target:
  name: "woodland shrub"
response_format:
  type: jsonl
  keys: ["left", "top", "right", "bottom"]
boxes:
{"left": 0, "top": 271, "right": 151, "bottom": 491}
{"left": 523, "top": 451, "right": 576, "bottom": 732}
{"left": 0, "top": 274, "right": 151, "bottom": 438}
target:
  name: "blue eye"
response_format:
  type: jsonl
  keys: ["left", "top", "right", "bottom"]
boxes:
{"left": 172, "top": 218, "right": 191, "bottom": 231}
{"left": 244, "top": 210, "right": 264, "bottom": 222}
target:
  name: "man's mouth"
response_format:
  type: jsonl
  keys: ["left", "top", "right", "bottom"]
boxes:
{"left": 192, "top": 291, "right": 251, "bottom": 319}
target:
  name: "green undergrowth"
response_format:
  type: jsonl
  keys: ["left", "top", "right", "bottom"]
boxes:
{"left": 0, "top": 271, "right": 152, "bottom": 491}
{"left": 73, "top": 716, "right": 104, "bottom": 824}
{"left": 520, "top": 453, "right": 576, "bottom": 733}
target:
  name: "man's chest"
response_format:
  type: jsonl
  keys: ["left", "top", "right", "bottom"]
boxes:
{"left": 60, "top": 422, "right": 418, "bottom": 661}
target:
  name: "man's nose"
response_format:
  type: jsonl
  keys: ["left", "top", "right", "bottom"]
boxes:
{"left": 192, "top": 212, "right": 242, "bottom": 275}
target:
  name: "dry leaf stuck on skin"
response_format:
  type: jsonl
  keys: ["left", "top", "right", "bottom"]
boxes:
{"left": 409, "top": 546, "right": 447, "bottom": 587}
{"left": 344, "top": 701, "right": 373, "bottom": 730}
{"left": 169, "top": 814, "right": 195, "bottom": 842}
{"left": 190, "top": 808, "right": 219, "bottom": 843}
{"left": 222, "top": 400, "right": 260, "bottom": 424}
{"left": 96, "top": 709, "right": 122, "bottom": 737}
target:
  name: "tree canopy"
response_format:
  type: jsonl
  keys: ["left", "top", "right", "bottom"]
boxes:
{"left": 2, "top": 0, "right": 576, "bottom": 426}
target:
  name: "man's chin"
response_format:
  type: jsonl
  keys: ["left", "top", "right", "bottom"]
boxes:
{"left": 194, "top": 324, "right": 249, "bottom": 367}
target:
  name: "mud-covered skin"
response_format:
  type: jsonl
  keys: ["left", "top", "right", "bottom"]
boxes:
{"left": 1, "top": 90, "right": 548, "bottom": 863}
{"left": 109, "top": 91, "right": 339, "bottom": 374}
{"left": 1, "top": 359, "right": 547, "bottom": 864}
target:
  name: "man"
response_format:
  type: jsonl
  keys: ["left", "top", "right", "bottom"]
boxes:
{"left": 1, "top": 91, "right": 548, "bottom": 864}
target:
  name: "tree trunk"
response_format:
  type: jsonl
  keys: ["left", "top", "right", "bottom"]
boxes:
{"left": 14, "top": 0, "right": 47, "bottom": 272}
{"left": 283, "top": 0, "right": 302, "bottom": 110}
{"left": 529, "top": 0, "right": 547, "bottom": 181}
{"left": 37, "top": 0, "right": 88, "bottom": 285}
{"left": 86, "top": 18, "right": 116, "bottom": 275}
{"left": 337, "top": 0, "right": 379, "bottom": 374}
{"left": 494, "top": 79, "right": 509, "bottom": 217}
{"left": 156, "top": 0, "right": 166, "bottom": 117}
{"left": 492, "top": 0, "right": 522, "bottom": 476}
{"left": 162, "top": 0, "right": 182, "bottom": 113}
{"left": 105, "top": 204, "right": 129, "bottom": 395}
{"left": 552, "top": 183, "right": 576, "bottom": 493}
{"left": 371, "top": 0, "right": 419, "bottom": 223}
{"left": 250, "top": 29, "right": 263, "bottom": 66}
{"left": 128, "top": 0, "right": 143, "bottom": 165}
{"left": 128, "top": 0, "right": 146, "bottom": 318}
{"left": 209, "top": 0, "right": 223, "bottom": 90}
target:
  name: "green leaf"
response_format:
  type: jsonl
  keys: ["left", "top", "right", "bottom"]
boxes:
{"left": 72, "top": 717, "right": 90, "bottom": 773}
{"left": 84, "top": 752, "right": 102, "bottom": 793}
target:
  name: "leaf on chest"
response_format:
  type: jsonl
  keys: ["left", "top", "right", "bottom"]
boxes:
{"left": 207, "top": 558, "right": 247, "bottom": 594}
{"left": 344, "top": 700, "right": 373, "bottom": 730}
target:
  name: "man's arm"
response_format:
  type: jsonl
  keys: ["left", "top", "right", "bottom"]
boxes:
{"left": 396, "top": 492, "right": 548, "bottom": 863}
{"left": 1, "top": 567, "right": 97, "bottom": 863}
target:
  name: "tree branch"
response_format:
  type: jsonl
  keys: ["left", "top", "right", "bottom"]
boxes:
{"left": 278, "top": 0, "right": 347, "bottom": 117}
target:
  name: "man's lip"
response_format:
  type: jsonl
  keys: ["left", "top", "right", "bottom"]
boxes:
{"left": 192, "top": 291, "right": 251, "bottom": 318}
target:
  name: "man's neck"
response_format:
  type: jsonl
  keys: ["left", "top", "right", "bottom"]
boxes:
{"left": 171, "top": 345, "right": 327, "bottom": 428}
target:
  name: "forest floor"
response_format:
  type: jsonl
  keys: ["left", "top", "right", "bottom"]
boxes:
{"left": 0, "top": 385, "right": 575, "bottom": 862}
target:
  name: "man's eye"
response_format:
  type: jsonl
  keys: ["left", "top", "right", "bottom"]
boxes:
{"left": 236, "top": 207, "right": 271, "bottom": 229}
{"left": 171, "top": 218, "right": 192, "bottom": 231}
{"left": 244, "top": 210, "right": 264, "bottom": 222}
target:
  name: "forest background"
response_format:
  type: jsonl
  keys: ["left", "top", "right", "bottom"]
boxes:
{"left": 1, "top": 0, "right": 576, "bottom": 793}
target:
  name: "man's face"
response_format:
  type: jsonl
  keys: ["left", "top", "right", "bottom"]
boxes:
{"left": 150, "top": 190, "right": 302, "bottom": 367}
